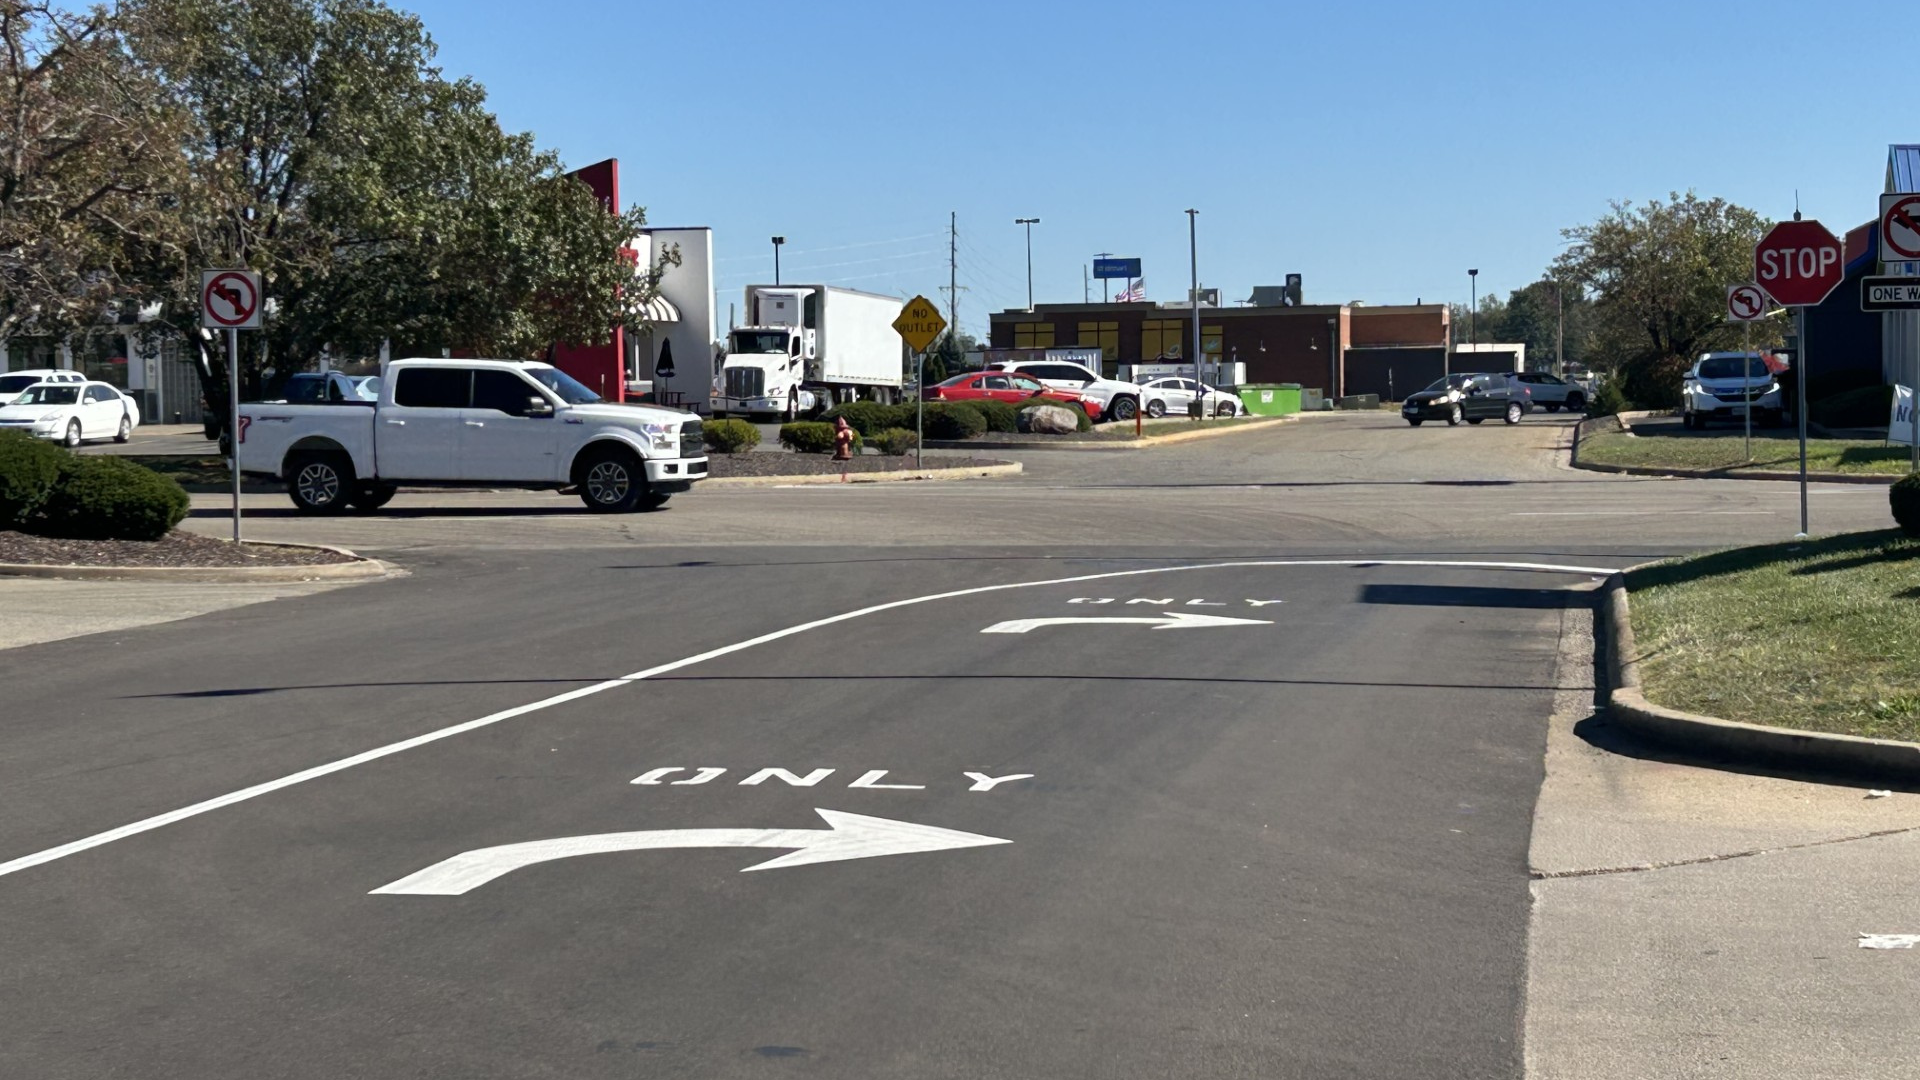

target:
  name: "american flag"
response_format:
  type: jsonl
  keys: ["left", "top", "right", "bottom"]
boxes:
{"left": 1116, "top": 278, "right": 1144, "bottom": 302}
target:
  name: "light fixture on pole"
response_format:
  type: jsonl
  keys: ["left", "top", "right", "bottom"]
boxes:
{"left": 1186, "top": 209, "right": 1201, "bottom": 420}
{"left": 771, "top": 236, "right": 785, "bottom": 286}
{"left": 1015, "top": 218, "right": 1039, "bottom": 310}
{"left": 1467, "top": 268, "right": 1479, "bottom": 346}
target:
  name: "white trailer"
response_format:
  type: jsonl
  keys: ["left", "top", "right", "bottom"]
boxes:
{"left": 713, "top": 284, "right": 905, "bottom": 420}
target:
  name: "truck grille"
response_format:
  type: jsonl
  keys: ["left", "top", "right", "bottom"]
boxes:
{"left": 678, "top": 419, "right": 703, "bottom": 456}
{"left": 724, "top": 368, "right": 763, "bottom": 399}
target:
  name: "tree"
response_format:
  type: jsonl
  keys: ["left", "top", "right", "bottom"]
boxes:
{"left": 112, "top": 0, "right": 674, "bottom": 403}
{"left": 1553, "top": 192, "right": 1774, "bottom": 406}
{"left": 0, "top": 2, "right": 185, "bottom": 344}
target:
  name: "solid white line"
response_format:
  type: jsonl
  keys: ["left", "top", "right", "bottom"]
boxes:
{"left": 0, "top": 557, "right": 1614, "bottom": 881}
{"left": 1510, "top": 510, "right": 1773, "bottom": 517}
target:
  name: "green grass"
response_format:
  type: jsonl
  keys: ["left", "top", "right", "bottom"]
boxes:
{"left": 1580, "top": 429, "right": 1914, "bottom": 476}
{"left": 1628, "top": 530, "right": 1920, "bottom": 740}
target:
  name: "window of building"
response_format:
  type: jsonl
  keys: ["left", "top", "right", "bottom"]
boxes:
{"left": 1202, "top": 325, "right": 1223, "bottom": 363}
{"left": 1077, "top": 321, "right": 1118, "bottom": 360}
{"left": 1013, "top": 322, "right": 1055, "bottom": 348}
{"left": 1140, "top": 319, "right": 1187, "bottom": 360}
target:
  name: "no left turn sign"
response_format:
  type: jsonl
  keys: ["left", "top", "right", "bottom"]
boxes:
{"left": 1882, "top": 194, "right": 1920, "bottom": 263}
{"left": 201, "top": 269, "right": 262, "bottom": 330}
{"left": 1726, "top": 283, "right": 1767, "bottom": 322}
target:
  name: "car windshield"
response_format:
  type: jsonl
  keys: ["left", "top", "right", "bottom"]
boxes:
{"left": 526, "top": 366, "right": 599, "bottom": 405}
{"left": 1697, "top": 357, "right": 1766, "bottom": 379}
{"left": 730, "top": 330, "right": 791, "bottom": 354}
{"left": 1422, "top": 376, "right": 1470, "bottom": 392}
{"left": 13, "top": 384, "right": 79, "bottom": 405}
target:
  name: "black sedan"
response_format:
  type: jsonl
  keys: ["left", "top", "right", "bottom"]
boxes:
{"left": 1401, "top": 373, "right": 1528, "bottom": 427}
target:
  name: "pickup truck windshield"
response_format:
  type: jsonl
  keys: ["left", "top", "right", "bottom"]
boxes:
{"left": 527, "top": 367, "right": 601, "bottom": 405}
{"left": 730, "top": 331, "right": 790, "bottom": 354}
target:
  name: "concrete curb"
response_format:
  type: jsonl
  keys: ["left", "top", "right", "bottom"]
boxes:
{"left": 1601, "top": 572, "right": 1920, "bottom": 784}
{"left": 701, "top": 461, "right": 1023, "bottom": 487}
{"left": 1569, "top": 415, "right": 1901, "bottom": 485}
{"left": 925, "top": 414, "right": 1298, "bottom": 452}
{"left": 0, "top": 541, "right": 393, "bottom": 583}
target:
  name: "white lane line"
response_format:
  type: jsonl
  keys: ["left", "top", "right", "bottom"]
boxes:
{"left": 0, "top": 557, "right": 1614, "bottom": 881}
{"left": 1510, "top": 510, "right": 1773, "bottom": 517}
{"left": 1859, "top": 934, "right": 1920, "bottom": 949}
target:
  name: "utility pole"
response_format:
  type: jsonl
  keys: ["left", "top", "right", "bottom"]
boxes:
{"left": 1083, "top": 264, "right": 1089, "bottom": 303}
{"left": 1555, "top": 280, "right": 1564, "bottom": 376}
{"left": 1468, "top": 268, "right": 1479, "bottom": 346}
{"left": 1186, "top": 209, "right": 1201, "bottom": 421}
{"left": 1095, "top": 252, "right": 1112, "bottom": 302}
{"left": 949, "top": 211, "right": 958, "bottom": 353}
{"left": 1015, "top": 218, "right": 1040, "bottom": 309}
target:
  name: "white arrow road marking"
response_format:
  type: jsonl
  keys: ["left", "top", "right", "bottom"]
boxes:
{"left": 981, "top": 611, "right": 1273, "bottom": 634}
{"left": 369, "top": 810, "right": 1011, "bottom": 895}
{"left": 0, "top": 558, "right": 1611, "bottom": 882}
{"left": 1859, "top": 934, "right": 1920, "bottom": 949}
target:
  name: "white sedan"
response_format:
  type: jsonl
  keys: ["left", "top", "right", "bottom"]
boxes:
{"left": 0, "top": 380, "right": 141, "bottom": 446}
{"left": 1138, "top": 376, "right": 1241, "bottom": 418}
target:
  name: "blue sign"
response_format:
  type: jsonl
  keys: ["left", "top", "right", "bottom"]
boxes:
{"left": 1093, "top": 258, "right": 1142, "bottom": 280}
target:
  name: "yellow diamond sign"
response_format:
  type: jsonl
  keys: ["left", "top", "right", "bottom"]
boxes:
{"left": 893, "top": 295, "right": 947, "bottom": 353}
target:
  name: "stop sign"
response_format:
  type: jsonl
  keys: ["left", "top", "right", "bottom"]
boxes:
{"left": 1754, "top": 219, "right": 1844, "bottom": 307}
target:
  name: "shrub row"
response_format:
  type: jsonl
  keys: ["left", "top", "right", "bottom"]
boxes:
{"left": 822, "top": 397, "right": 1089, "bottom": 437}
{"left": 778, "top": 421, "right": 863, "bottom": 454}
{"left": 874, "top": 428, "right": 919, "bottom": 456}
{"left": 0, "top": 431, "right": 189, "bottom": 541}
{"left": 701, "top": 418, "right": 760, "bottom": 454}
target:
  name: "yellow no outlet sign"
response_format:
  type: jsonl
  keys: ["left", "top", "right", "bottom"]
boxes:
{"left": 893, "top": 295, "right": 947, "bottom": 353}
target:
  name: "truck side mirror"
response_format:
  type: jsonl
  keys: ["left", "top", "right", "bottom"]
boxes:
{"left": 526, "top": 397, "right": 554, "bottom": 417}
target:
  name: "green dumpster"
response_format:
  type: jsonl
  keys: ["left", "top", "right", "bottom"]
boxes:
{"left": 1237, "top": 383, "right": 1301, "bottom": 416}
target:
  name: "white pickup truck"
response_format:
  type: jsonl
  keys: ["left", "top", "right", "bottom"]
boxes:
{"left": 236, "top": 358, "right": 707, "bottom": 513}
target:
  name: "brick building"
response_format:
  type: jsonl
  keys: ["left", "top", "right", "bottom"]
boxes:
{"left": 988, "top": 300, "right": 1448, "bottom": 400}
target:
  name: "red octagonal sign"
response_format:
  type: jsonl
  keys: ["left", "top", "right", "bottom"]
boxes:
{"left": 1754, "top": 219, "right": 1844, "bottom": 307}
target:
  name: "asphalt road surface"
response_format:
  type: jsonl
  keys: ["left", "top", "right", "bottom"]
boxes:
{"left": 1, "top": 412, "right": 1904, "bottom": 1078}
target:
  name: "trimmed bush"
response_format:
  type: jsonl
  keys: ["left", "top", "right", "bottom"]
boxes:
{"left": 779, "top": 421, "right": 862, "bottom": 454}
{"left": 1586, "top": 379, "right": 1631, "bottom": 419}
{"left": 1893, "top": 473, "right": 1920, "bottom": 537}
{"left": 1019, "top": 399, "right": 1092, "bottom": 432}
{"left": 0, "top": 430, "right": 66, "bottom": 529}
{"left": 955, "top": 399, "right": 1020, "bottom": 433}
{"left": 920, "top": 403, "right": 988, "bottom": 441}
{"left": 34, "top": 456, "right": 190, "bottom": 541}
{"left": 702, "top": 418, "right": 760, "bottom": 454}
{"left": 822, "top": 401, "right": 909, "bottom": 437}
{"left": 874, "top": 427, "right": 919, "bottom": 456}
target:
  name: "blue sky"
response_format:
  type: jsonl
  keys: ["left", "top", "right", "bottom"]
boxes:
{"left": 401, "top": 0, "right": 1899, "bottom": 337}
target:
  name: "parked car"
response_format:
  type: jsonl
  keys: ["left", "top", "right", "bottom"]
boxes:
{"left": 1512, "top": 371, "right": 1586, "bottom": 413}
{"left": 1137, "top": 376, "right": 1240, "bottom": 418}
{"left": 236, "top": 358, "right": 706, "bottom": 514}
{"left": 1681, "top": 353, "right": 1784, "bottom": 429}
{"left": 983, "top": 359, "right": 1142, "bottom": 422}
{"left": 1400, "top": 373, "right": 1528, "bottom": 426}
{"left": 0, "top": 380, "right": 140, "bottom": 445}
{"left": 922, "top": 371, "right": 1104, "bottom": 419}
{"left": 0, "top": 368, "right": 85, "bottom": 403}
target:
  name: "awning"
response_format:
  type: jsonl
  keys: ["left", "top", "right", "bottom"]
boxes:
{"left": 637, "top": 294, "right": 680, "bottom": 324}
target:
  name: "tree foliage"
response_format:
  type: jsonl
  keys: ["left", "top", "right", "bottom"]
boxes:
{"left": 1552, "top": 192, "right": 1775, "bottom": 406}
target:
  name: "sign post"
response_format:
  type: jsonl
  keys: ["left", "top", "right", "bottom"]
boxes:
{"left": 201, "top": 270, "right": 262, "bottom": 542}
{"left": 892, "top": 295, "right": 947, "bottom": 472}
{"left": 1754, "top": 220, "right": 1844, "bottom": 537}
{"left": 1726, "top": 284, "right": 1768, "bottom": 462}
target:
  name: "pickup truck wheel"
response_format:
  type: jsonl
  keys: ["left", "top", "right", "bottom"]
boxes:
{"left": 349, "top": 484, "right": 397, "bottom": 512}
{"left": 578, "top": 448, "right": 644, "bottom": 513}
{"left": 286, "top": 451, "right": 354, "bottom": 515}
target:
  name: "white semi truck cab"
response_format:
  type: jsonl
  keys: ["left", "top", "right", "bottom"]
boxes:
{"left": 713, "top": 285, "right": 906, "bottom": 420}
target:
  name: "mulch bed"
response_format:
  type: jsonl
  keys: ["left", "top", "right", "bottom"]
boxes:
{"left": 0, "top": 529, "right": 358, "bottom": 568}
{"left": 705, "top": 454, "right": 1011, "bottom": 478}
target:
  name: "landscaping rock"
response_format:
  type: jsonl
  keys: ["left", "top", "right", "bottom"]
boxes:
{"left": 1018, "top": 405, "right": 1079, "bottom": 435}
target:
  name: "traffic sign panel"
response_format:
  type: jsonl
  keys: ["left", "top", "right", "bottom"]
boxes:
{"left": 893, "top": 294, "right": 947, "bottom": 353}
{"left": 1881, "top": 194, "right": 1920, "bottom": 263}
{"left": 1726, "top": 283, "right": 1767, "bottom": 322}
{"left": 1862, "top": 276, "right": 1920, "bottom": 311}
{"left": 201, "top": 269, "right": 261, "bottom": 329}
{"left": 1754, "top": 220, "right": 1844, "bottom": 307}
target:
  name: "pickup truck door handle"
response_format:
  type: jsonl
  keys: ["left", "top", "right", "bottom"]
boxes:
{"left": 385, "top": 419, "right": 406, "bottom": 426}
{"left": 464, "top": 420, "right": 485, "bottom": 428}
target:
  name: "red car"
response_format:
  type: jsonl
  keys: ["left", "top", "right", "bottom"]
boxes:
{"left": 922, "top": 371, "right": 1103, "bottom": 420}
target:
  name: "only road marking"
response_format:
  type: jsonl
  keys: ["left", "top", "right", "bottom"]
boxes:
{"left": 981, "top": 611, "right": 1271, "bottom": 634}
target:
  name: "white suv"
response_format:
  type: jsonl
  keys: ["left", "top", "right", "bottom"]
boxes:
{"left": 985, "top": 359, "right": 1141, "bottom": 422}
{"left": 0, "top": 369, "right": 84, "bottom": 403}
{"left": 1682, "top": 353, "right": 1784, "bottom": 430}
{"left": 1511, "top": 372, "right": 1586, "bottom": 413}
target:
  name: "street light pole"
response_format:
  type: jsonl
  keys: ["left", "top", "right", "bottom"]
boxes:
{"left": 1015, "top": 218, "right": 1039, "bottom": 309}
{"left": 771, "top": 236, "right": 785, "bottom": 286}
{"left": 1187, "top": 209, "right": 1201, "bottom": 421}
{"left": 1468, "top": 268, "right": 1479, "bottom": 347}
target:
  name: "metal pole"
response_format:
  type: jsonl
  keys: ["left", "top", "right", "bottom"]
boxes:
{"left": 1187, "top": 209, "right": 1199, "bottom": 421}
{"left": 1555, "top": 282, "right": 1564, "bottom": 377}
{"left": 1795, "top": 306, "right": 1809, "bottom": 538}
{"left": 916, "top": 350, "right": 924, "bottom": 473}
{"left": 227, "top": 327, "right": 241, "bottom": 543}
{"left": 1743, "top": 320, "right": 1752, "bottom": 463}
{"left": 1097, "top": 252, "right": 1111, "bottom": 302}
{"left": 1017, "top": 219, "right": 1038, "bottom": 309}
{"left": 1469, "top": 270, "right": 1478, "bottom": 346}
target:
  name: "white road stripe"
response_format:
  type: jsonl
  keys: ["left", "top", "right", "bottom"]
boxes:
{"left": 0, "top": 557, "right": 1615, "bottom": 880}
{"left": 1510, "top": 511, "right": 1773, "bottom": 517}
